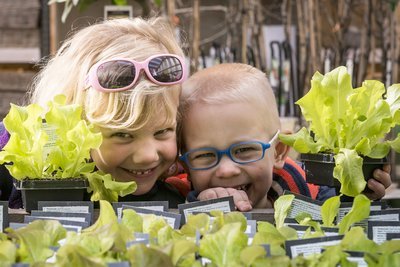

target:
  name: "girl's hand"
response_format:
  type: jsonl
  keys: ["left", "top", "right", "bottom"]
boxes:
{"left": 197, "top": 187, "right": 253, "bottom": 211}
{"left": 364, "top": 164, "right": 392, "bottom": 200}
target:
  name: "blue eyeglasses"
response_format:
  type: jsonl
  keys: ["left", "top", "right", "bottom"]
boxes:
{"left": 179, "top": 130, "right": 280, "bottom": 170}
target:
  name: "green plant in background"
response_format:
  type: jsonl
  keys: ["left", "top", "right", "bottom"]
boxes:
{"left": 0, "top": 94, "right": 136, "bottom": 202}
{"left": 279, "top": 66, "right": 400, "bottom": 196}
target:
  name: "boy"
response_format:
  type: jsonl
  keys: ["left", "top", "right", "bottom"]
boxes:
{"left": 178, "top": 63, "right": 391, "bottom": 211}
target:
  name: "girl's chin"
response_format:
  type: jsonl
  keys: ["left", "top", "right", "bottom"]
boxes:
{"left": 131, "top": 181, "right": 157, "bottom": 195}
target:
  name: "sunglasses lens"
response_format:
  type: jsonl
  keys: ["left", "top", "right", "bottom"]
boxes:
{"left": 97, "top": 60, "right": 136, "bottom": 89}
{"left": 149, "top": 56, "right": 183, "bottom": 83}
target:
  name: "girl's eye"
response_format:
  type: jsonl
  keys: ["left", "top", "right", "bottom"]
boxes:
{"left": 111, "top": 132, "right": 132, "bottom": 139}
{"left": 155, "top": 128, "right": 174, "bottom": 137}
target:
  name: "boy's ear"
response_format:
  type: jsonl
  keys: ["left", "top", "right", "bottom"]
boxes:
{"left": 273, "top": 130, "right": 292, "bottom": 169}
{"left": 273, "top": 141, "right": 291, "bottom": 169}
{"left": 177, "top": 158, "right": 191, "bottom": 181}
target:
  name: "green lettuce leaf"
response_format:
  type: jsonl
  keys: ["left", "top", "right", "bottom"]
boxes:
{"left": 333, "top": 149, "right": 366, "bottom": 196}
{"left": 121, "top": 209, "right": 143, "bottom": 233}
{"left": 0, "top": 95, "right": 102, "bottom": 180}
{"left": 44, "top": 95, "right": 102, "bottom": 178}
{"left": 5, "top": 219, "right": 66, "bottom": 264}
{"left": 210, "top": 211, "right": 247, "bottom": 234}
{"left": 162, "top": 239, "right": 198, "bottom": 266}
{"left": 321, "top": 195, "right": 340, "bottom": 227}
{"left": 157, "top": 225, "right": 186, "bottom": 246}
{"left": 0, "top": 103, "right": 47, "bottom": 179}
{"left": 85, "top": 171, "right": 136, "bottom": 202}
{"left": 252, "top": 221, "right": 286, "bottom": 255}
{"left": 274, "top": 194, "right": 294, "bottom": 229}
{"left": 0, "top": 240, "right": 17, "bottom": 265}
{"left": 378, "top": 240, "right": 400, "bottom": 254}
{"left": 338, "top": 194, "right": 370, "bottom": 234}
{"left": 296, "top": 67, "right": 353, "bottom": 150}
{"left": 126, "top": 244, "right": 173, "bottom": 267}
{"left": 239, "top": 245, "right": 266, "bottom": 266}
{"left": 180, "top": 213, "right": 210, "bottom": 237}
{"left": 199, "top": 222, "right": 248, "bottom": 266}
{"left": 278, "top": 66, "right": 400, "bottom": 196}
{"left": 55, "top": 243, "right": 107, "bottom": 267}
{"left": 341, "top": 227, "right": 377, "bottom": 253}
{"left": 142, "top": 214, "right": 169, "bottom": 241}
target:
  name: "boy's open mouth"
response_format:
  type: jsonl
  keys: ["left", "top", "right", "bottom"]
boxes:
{"left": 234, "top": 184, "right": 250, "bottom": 192}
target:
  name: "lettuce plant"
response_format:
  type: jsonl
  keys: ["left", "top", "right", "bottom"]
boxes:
{"left": 2, "top": 198, "right": 400, "bottom": 266}
{"left": 0, "top": 95, "right": 136, "bottom": 202}
{"left": 279, "top": 66, "right": 400, "bottom": 196}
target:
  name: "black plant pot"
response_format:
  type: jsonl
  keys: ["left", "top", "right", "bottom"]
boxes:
{"left": 15, "top": 178, "right": 89, "bottom": 212}
{"left": 300, "top": 153, "right": 388, "bottom": 188}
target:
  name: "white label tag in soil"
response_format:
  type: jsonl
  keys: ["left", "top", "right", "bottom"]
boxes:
{"left": 178, "top": 196, "right": 235, "bottom": 224}
{"left": 0, "top": 201, "right": 8, "bottom": 232}
{"left": 42, "top": 120, "right": 58, "bottom": 160}
{"left": 112, "top": 201, "right": 168, "bottom": 220}
{"left": 284, "top": 191, "right": 323, "bottom": 220}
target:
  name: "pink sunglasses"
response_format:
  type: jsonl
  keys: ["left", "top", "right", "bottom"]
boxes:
{"left": 86, "top": 54, "right": 187, "bottom": 92}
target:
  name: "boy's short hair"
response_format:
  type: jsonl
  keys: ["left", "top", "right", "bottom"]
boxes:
{"left": 178, "top": 63, "right": 280, "bottom": 151}
{"left": 29, "top": 17, "right": 184, "bottom": 130}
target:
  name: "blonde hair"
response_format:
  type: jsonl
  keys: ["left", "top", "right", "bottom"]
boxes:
{"left": 178, "top": 63, "right": 280, "bottom": 149}
{"left": 29, "top": 17, "right": 184, "bottom": 130}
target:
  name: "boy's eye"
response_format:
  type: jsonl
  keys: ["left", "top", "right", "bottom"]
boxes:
{"left": 232, "top": 143, "right": 263, "bottom": 160}
{"left": 193, "top": 152, "right": 215, "bottom": 159}
{"left": 235, "top": 147, "right": 256, "bottom": 154}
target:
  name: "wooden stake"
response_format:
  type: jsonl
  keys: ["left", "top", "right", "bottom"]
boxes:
{"left": 242, "top": 0, "right": 249, "bottom": 64}
{"left": 166, "top": 0, "right": 176, "bottom": 25}
{"left": 357, "top": 0, "right": 372, "bottom": 86}
{"left": 255, "top": 0, "right": 266, "bottom": 70}
{"left": 49, "top": 2, "right": 58, "bottom": 55}
{"left": 308, "top": 0, "right": 317, "bottom": 71}
{"left": 191, "top": 0, "right": 200, "bottom": 74}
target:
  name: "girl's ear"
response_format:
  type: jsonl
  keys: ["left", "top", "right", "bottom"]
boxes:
{"left": 273, "top": 141, "right": 291, "bottom": 169}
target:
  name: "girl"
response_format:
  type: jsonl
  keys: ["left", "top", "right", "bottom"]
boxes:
{"left": 5, "top": 17, "right": 189, "bottom": 208}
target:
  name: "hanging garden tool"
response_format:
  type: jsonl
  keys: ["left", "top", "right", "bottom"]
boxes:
{"left": 281, "top": 40, "right": 297, "bottom": 118}
{"left": 247, "top": 46, "right": 256, "bottom": 67}
{"left": 343, "top": 47, "right": 358, "bottom": 87}
{"left": 323, "top": 48, "right": 335, "bottom": 74}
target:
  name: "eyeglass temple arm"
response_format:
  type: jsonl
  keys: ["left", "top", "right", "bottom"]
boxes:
{"left": 270, "top": 129, "right": 281, "bottom": 144}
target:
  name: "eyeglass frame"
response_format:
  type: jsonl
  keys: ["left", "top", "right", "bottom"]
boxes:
{"left": 179, "top": 130, "right": 280, "bottom": 170}
{"left": 85, "top": 53, "right": 187, "bottom": 92}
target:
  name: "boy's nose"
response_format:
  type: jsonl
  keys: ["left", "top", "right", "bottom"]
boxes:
{"left": 215, "top": 156, "right": 241, "bottom": 178}
{"left": 131, "top": 141, "right": 159, "bottom": 164}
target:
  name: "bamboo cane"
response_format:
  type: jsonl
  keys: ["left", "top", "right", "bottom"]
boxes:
{"left": 296, "top": 0, "right": 306, "bottom": 96}
{"left": 393, "top": 3, "right": 400, "bottom": 83}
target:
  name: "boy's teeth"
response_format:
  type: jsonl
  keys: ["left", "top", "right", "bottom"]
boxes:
{"left": 236, "top": 185, "right": 248, "bottom": 191}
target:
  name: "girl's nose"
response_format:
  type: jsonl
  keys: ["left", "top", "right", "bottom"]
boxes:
{"left": 131, "top": 140, "right": 159, "bottom": 164}
{"left": 215, "top": 156, "right": 241, "bottom": 178}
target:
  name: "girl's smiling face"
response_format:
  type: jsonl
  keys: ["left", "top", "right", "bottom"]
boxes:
{"left": 91, "top": 110, "right": 178, "bottom": 195}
